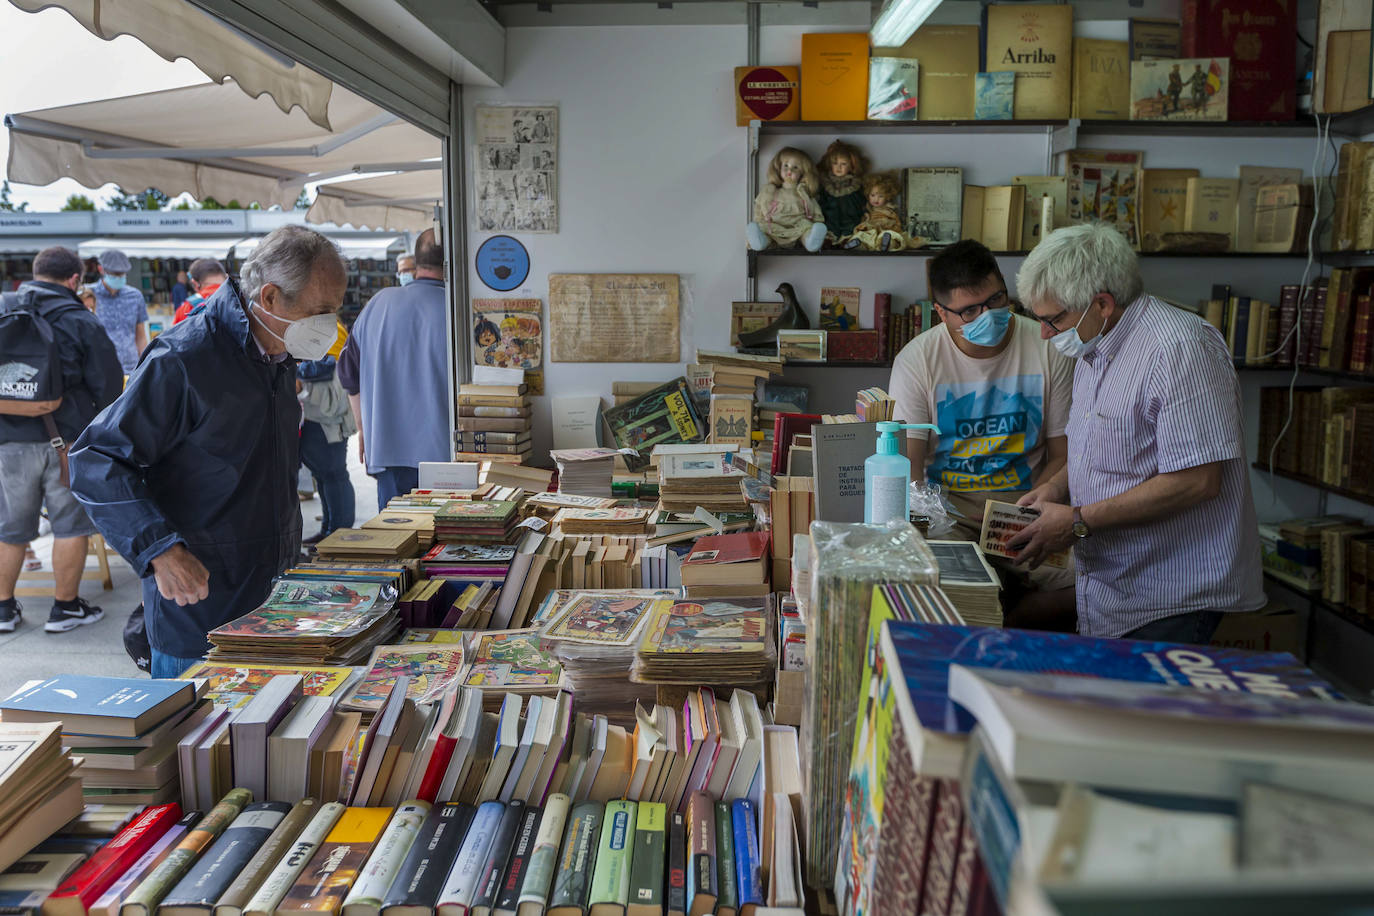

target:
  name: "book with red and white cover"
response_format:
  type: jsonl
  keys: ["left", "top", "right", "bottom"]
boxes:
{"left": 42, "top": 803, "right": 182, "bottom": 916}
{"left": 680, "top": 532, "right": 770, "bottom": 587}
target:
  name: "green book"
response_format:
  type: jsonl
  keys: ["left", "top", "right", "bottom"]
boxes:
{"left": 546, "top": 800, "right": 603, "bottom": 916}
{"left": 120, "top": 788, "right": 251, "bottom": 916}
{"left": 627, "top": 802, "right": 667, "bottom": 916}
{"left": 713, "top": 802, "right": 738, "bottom": 916}
{"left": 517, "top": 793, "right": 571, "bottom": 916}
{"left": 587, "top": 800, "right": 637, "bottom": 916}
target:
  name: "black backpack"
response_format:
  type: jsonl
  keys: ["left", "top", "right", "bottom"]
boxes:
{"left": 0, "top": 289, "right": 73, "bottom": 483}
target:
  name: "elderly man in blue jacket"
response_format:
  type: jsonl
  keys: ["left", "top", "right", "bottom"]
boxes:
{"left": 70, "top": 225, "right": 348, "bottom": 678}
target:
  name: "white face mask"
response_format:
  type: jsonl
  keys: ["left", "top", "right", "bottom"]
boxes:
{"left": 252, "top": 302, "right": 337, "bottom": 361}
{"left": 1051, "top": 303, "right": 1102, "bottom": 359}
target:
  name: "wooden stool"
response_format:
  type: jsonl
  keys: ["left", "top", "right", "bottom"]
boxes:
{"left": 14, "top": 534, "right": 115, "bottom": 597}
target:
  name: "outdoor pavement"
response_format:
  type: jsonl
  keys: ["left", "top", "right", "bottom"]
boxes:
{"left": 0, "top": 444, "right": 378, "bottom": 698}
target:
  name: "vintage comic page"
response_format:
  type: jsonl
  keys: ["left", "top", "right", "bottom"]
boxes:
{"left": 473, "top": 104, "right": 558, "bottom": 233}
{"left": 548, "top": 273, "right": 681, "bottom": 362}
{"left": 472, "top": 298, "right": 543, "bottom": 370}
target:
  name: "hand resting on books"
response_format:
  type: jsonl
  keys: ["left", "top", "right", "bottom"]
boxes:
{"left": 1006, "top": 500, "right": 1074, "bottom": 570}
{"left": 151, "top": 543, "right": 211, "bottom": 606}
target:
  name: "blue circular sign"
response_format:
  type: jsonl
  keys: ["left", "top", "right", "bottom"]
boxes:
{"left": 475, "top": 235, "right": 530, "bottom": 292}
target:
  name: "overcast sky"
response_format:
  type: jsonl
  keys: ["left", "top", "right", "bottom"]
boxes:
{"left": 0, "top": 4, "right": 206, "bottom": 210}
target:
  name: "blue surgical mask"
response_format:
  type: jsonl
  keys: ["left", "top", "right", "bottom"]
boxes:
{"left": 1051, "top": 306, "right": 1101, "bottom": 359}
{"left": 397, "top": 272, "right": 415, "bottom": 286}
{"left": 960, "top": 307, "right": 1012, "bottom": 346}
{"left": 103, "top": 275, "right": 127, "bottom": 292}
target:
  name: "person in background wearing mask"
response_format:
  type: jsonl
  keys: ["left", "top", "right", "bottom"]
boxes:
{"left": 395, "top": 254, "right": 416, "bottom": 287}
{"left": 338, "top": 232, "right": 449, "bottom": 508}
{"left": 70, "top": 226, "right": 348, "bottom": 678}
{"left": 172, "top": 259, "right": 228, "bottom": 324}
{"left": 888, "top": 239, "right": 1076, "bottom": 629}
{"left": 1009, "top": 222, "right": 1264, "bottom": 644}
{"left": 297, "top": 323, "right": 357, "bottom": 547}
{"left": 171, "top": 270, "right": 189, "bottom": 309}
{"left": 92, "top": 249, "right": 149, "bottom": 374}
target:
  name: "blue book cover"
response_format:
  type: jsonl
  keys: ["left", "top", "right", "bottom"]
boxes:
{"left": 881, "top": 621, "right": 1341, "bottom": 737}
{"left": 730, "top": 799, "right": 762, "bottom": 909}
{"left": 974, "top": 72, "right": 1015, "bottom": 120}
{"left": 0, "top": 676, "right": 194, "bottom": 733}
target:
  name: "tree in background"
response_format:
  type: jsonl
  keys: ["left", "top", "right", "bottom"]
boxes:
{"left": 0, "top": 181, "right": 29, "bottom": 212}
{"left": 61, "top": 194, "right": 97, "bottom": 211}
{"left": 106, "top": 187, "right": 168, "bottom": 211}
{"left": 295, "top": 188, "right": 314, "bottom": 210}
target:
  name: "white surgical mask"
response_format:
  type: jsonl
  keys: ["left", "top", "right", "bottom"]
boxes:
{"left": 252, "top": 302, "right": 337, "bottom": 361}
{"left": 397, "top": 271, "right": 415, "bottom": 286}
{"left": 1051, "top": 304, "right": 1102, "bottom": 359}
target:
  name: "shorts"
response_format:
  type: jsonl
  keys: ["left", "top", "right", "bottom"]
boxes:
{"left": 0, "top": 441, "right": 96, "bottom": 543}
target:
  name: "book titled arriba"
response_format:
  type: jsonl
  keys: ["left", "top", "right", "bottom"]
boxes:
{"left": 984, "top": 4, "right": 1073, "bottom": 119}
{"left": 733, "top": 66, "right": 800, "bottom": 126}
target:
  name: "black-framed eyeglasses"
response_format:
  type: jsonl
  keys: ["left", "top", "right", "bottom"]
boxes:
{"left": 934, "top": 288, "right": 1009, "bottom": 323}
{"left": 1034, "top": 308, "right": 1072, "bottom": 333}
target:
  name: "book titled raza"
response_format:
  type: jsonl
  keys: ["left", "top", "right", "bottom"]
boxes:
{"left": 979, "top": 500, "right": 1068, "bottom": 568}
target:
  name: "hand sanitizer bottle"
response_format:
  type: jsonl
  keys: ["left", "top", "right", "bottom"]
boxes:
{"left": 865, "top": 421, "right": 939, "bottom": 525}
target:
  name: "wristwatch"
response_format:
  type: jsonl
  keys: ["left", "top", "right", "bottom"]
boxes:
{"left": 1072, "top": 506, "right": 1091, "bottom": 539}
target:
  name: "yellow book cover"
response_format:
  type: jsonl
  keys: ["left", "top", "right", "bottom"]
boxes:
{"left": 1072, "top": 38, "right": 1129, "bottom": 119}
{"left": 961, "top": 185, "right": 986, "bottom": 242}
{"left": 734, "top": 66, "right": 801, "bottom": 125}
{"left": 801, "top": 33, "right": 870, "bottom": 121}
{"left": 877, "top": 24, "right": 979, "bottom": 120}
{"left": 1138, "top": 168, "right": 1199, "bottom": 251}
{"left": 985, "top": 4, "right": 1073, "bottom": 119}
{"left": 980, "top": 185, "right": 1025, "bottom": 252}
{"left": 277, "top": 807, "right": 391, "bottom": 915}
{"left": 1011, "top": 176, "right": 1067, "bottom": 250}
{"left": 1184, "top": 177, "right": 1240, "bottom": 243}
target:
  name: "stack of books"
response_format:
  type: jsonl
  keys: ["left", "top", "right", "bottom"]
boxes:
{"left": 523, "top": 491, "right": 618, "bottom": 520}
{"left": 456, "top": 381, "right": 533, "bottom": 464}
{"left": 855, "top": 387, "right": 896, "bottom": 421}
{"left": 206, "top": 577, "right": 401, "bottom": 666}
{"left": 0, "top": 717, "right": 84, "bottom": 871}
{"left": 658, "top": 453, "right": 749, "bottom": 513}
{"left": 648, "top": 508, "right": 753, "bottom": 547}
{"left": 550, "top": 447, "right": 619, "bottom": 498}
{"left": 315, "top": 527, "right": 420, "bottom": 562}
{"left": 680, "top": 531, "right": 771, "bottom": 598}
{"left": 553, "top": 506, "right": 651, "bottom": 536}
{"left": 419, "top": 543, "right": 514, "bottom": 589}
{"left": 926, "top": 540, "right": 1004, "bottom": 627}
{"left": 0, "top": 676, "right": 201, "bottom": 818}
{"left": 633, "top": 596, "right": 775, "bottom": 687}
{"left": 695, "top": 348, "right": 783, "bottom": 396}
{"left": 433, "top": 500, "right": 521, "bottom": 544}
{"left": 359, "top": 509, "right": 436, "bottom": 550}
{"left": 394, "top": 578, "right": 458, "bottom": 629}
{"left": 461, "top": 628, "right": 567, "bottom": 713}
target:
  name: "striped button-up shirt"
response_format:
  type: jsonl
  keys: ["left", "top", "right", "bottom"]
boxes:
{"left": 1066, "top": 294, "right": 1265, "bottom": 637}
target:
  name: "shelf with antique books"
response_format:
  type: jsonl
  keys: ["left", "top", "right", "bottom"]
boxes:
{"left": 1251, "top": 462, "right": 1374, "bottom": 509}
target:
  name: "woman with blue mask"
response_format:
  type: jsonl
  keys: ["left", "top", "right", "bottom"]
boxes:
{"left": 887, "top": 239, "right": 1078, "bottom": 632}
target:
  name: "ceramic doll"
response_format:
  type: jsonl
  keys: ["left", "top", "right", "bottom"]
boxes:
{"left": 817, "top": 139, "right": 869, "bottom": 243}
{"left": 843, "top": 172, "right": 912, "bottom": 251}
{"left": 747, "top": 147, "right": 828, "bottom": 252}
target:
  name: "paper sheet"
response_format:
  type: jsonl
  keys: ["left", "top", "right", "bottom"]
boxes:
{"left": 548, "top": 273, "right": 681, "bottom": 363}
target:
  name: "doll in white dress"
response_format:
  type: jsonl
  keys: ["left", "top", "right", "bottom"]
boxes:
{"left": 747, "top": 147, "right": 828, "bottom": 252}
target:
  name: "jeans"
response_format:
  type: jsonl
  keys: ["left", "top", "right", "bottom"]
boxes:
{"left": 151, "top": 648, "right": 203, "bottom": 679}
{"left": 1123, "top": 610, "right": 1224, "bottom": 645}
{"left": 373, "top": 466, "right": 419, "bottom": 511}
{"left": 299, "top": 421, "right": 355, "bottom": 536}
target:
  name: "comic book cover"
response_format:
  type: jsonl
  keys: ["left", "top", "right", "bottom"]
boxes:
{"left": 400, "top": 628, "right": 467, "bottom": 644}
{"left": 639, "top": 598, "right": 770, "bottom": 655}
{"left": 340, "top": 644, "right": 468, "bottom": 712}
{"left": 539, "top": 594, "right": 671, "bottom": 647}
{"left": 602, "top": 378, "right": 704, "bottom": 467}
{"left": 472, "top": 298, "right": 543, "bottom": 370}
{"left": 463, "top": 629, "right": 564, "bottom": 688}
{"left": 262, "top": 579, "right": 384, "bottom": 613}
{"left": 434, "top": 500, "right": 520, "bottom": 522}
{"left": 421, "top": 543, "right": 517, "bottom": 564}
{"left": 180, "top": 662, "right": 356, "bottom": 709}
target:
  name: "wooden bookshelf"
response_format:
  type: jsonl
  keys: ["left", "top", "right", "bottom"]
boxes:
{"left": 1251, "top": 462, "right": 1374, "bottom": 508}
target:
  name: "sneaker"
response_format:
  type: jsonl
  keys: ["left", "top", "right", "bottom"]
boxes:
{"left": 0, "top": 601, "right": 20, "bottom": 633}
{"left": 46, "top": 598, "right": 104, "bottom": 633}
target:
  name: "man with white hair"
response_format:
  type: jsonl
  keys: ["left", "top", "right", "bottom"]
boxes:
{"left": 70, "top": 225, "right": 348, "bottom": 677}
{"left": 1008, "top": 222, "right": 1264, "bottom": 644}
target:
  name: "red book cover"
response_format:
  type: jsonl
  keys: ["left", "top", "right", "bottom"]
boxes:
{"left": 682, "top": 531, "right": 771, "bottom": 567}
{"left": 874, "top": 294, "right": 891, "bottom": 362}
{"left": 1181, "top": 0, "right": 1201, "bottom": 56}
{"left": 1195, "top": 0, "right": 1297, "bottom": 121}
{"left": 923, "top": 776, "right": 964, "bottom": 915}
{"left": 415, "top": 732, "right": 458, "bottom": 802}
{"left": 1353, "top": 294, "right": 1373, "bottom": 373}
{"left": 1277, "top": 283, "right": 1299, "bottom": 366}
{"left": 827, "top": 330, "right": 881, "bottom": 363}
{"left": 771, "top": 412, "right": 822, "bottom": 476}
{"left": 46, "top": 802, "right": 182, "bottom": 915}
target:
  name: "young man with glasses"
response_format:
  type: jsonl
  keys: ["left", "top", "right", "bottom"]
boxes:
{"left": 888, "top": 239, "right": 1076, "bottom": 628}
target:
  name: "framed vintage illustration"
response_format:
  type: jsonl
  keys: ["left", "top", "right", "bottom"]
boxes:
{"left": 778, "top": 328, "right": 827, "bottom": 363}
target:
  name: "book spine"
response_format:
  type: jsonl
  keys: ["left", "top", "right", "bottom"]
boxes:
{"left": 452, "top": 432, "right": 529, "bottom": 445}
{"left": 548, "top": 802, "right": 603, "bottom": 913}
{"left": 628, "top": 803, "right": 666, "bottom": 914}
{"left": 451, "top": 442, "right": 531, "bottom": 455}
{"left": 1180, "top": 0, "right": 1200, "bottom": 57}
{"left": 713, "top": 801, "right": 737, "bottom": 914}
{"left": 472, "top": 801, "right": 525, "bottom": 913}
{"left": 686, "top": 793, "right": 716, "bottom": 914}
{"left": 1354, "top": 295, "right": 1373, "bottom": 373}
{"left": 457, "top": 407, "right": 531, "bottom": 418}
{"left": 1277, "top": 284, "right": 1299, "bottom": 366}
{"left": 416, "top": 736, "right": 459, "bottom": 803}
{"left": 667, "top": 812, "right": 687, "bottom": 916}
{"left": 588, "top": 800, "right": 636, "bottom": 911}
{"left": 214, "top": 799, "right": 320, "bottom": 916}
{"left": 437, "top": 801, "right": 504, "bottom": 910}
{"left": 492, "top": 806, "right": 542, "bottom": 916}
{"left": 47, "top": 803, "right": 182, "bottom": 909}
{"left": 90, "top": 813, "right": 199, "bottom": 916}
{"left": 874, "top": 294, "right": 891, "bottom": 363}
{"left": 122, "top": 789, "right": 251, "bottom": 916}
{"left": 343, "top": 803, "right": 431, "bottom": 911}
{"left": 382, "top": 803, "right": 474, "bottom": 913}
{"left": 278, "top": 808, "right": 390, "bottom": 915}
{"left": 730, "top": 800, "right": 761, "bottom": 910}
{"left": 243, "top": 803, "right": 346, "bottom": 916}
{"left": 516, "top": 795, "right": 570, "bottom": 912}
{"left": 161, "top": 802, "right": 291, "bottom": 908}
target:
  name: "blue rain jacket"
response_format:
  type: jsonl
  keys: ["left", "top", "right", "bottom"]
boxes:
{"left": 70, "top": 276, "right": 302, "bottom": 657}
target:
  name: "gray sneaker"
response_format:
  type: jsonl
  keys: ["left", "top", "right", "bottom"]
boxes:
{"left": 46, "top": 598, "right": 103, "bottom": 633}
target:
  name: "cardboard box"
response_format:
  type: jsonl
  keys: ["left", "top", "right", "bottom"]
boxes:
{"left": 1209, "top": 605, "right": 1307, "bottom": 658}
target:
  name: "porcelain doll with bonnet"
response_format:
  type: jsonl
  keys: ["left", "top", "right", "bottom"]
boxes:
{"left": 747, "top": 147, "right": 827, "bottom": 252}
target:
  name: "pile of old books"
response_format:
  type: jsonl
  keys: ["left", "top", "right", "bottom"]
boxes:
{"left": 658, "top": 452, "right": 749, "bottom": 513}
{"left": 0, "top": 722, "right": 80, "bottom": 869}
{"left": 433, "top": 499, "right": 521, "bottom": 544}
{"left": 360, "top": 508, "right": 436, "bottom": 549}
{"left": 456, "top": 379, "right": 533, "bottom": 463}
{"left": 205, "top": 576, "right": 401, "bottom": 666}
{"left": 633, "top": 595, "right": 776, "bottom": 687}
{"left": 419, "top": 543, "right": 514, "bottom": 590}
{"left": 314, "top": 526, "right": 419, "bottom": 561}
{"left": 680, "top": 531, "right": 771, "bottom": 599}
{"left": 696, "top": 348, "right": 783, "bottom": 397}
{"left": 553, "top": 505, "right": 651, "bottom": 536}
{"left": 550, "top": 447, "right": 619, "bottom": 498}
{"left": 926, "top": 540, "right": 1004, "bottom": 627}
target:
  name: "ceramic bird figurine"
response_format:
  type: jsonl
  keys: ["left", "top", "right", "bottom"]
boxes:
{"left": 738, "top": 282, "right": 811, "bottom": 349}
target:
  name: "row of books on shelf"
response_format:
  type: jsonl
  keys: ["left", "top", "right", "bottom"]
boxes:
{"left": 1259, "top": 514, "right": 1374, "bottom": 617}
{"left": 1256, "top": 385, "right": 1374, "bottom": 495}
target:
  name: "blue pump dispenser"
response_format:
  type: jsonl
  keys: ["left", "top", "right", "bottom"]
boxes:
{"left": 865, "top": 421, "right": 939, "bottom": 525}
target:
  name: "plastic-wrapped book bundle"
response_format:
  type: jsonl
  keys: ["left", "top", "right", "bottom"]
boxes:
{"left": 801, "top": 520, "right": 937, "bottom": 887}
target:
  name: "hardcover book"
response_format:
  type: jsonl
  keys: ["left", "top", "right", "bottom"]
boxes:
{"left": 340, "top": 803, "right": 430, "bottom": 916}
{"left": 587, "top": 800, "right": 636, "bottom": 916}
{"left": 1071, "top": 38, "right": 1129, "bottom": 119}
{"left": 972, "top": 71, "right": 1014, "bottom": 120}
{"left": 866, "top": 57, "right": 919, "bottom": 120}
{"left": 666, "top": 812, "right": 687, "bottom": 916}
{"left": 1137, "top": 168, "right": 1200, "bottom": 251}
{"left": 712, "top": 802, "right": 737, "bottom": 916}
{"left": 492, "top": 804, "right": 542, "bottom": 916}
{"left": 380, "top": 804, "right": 473, "bottom": 916}
{"left": 902, "top": 167, "right": 962, "bottom": 246}
{"left": 276, "top": 808, "right": 392, "bottom": 916}
{"left": 1130, "top": 57, "right": 1229, "bottom": 121}
{"left": 800, "top": 33, "right": 869, "bottom": 121}
{"left": 547, "top": 801, "right": 604, "bottom": 916}
{"left": 1183, "top": 176, "right": 1240, "bottom": 244}
{"left": 626, "top": 803, "right": 666, "bottom": 916}
{"left": 0, "top": 676, "right": 193, "bottom": 738}
{"left": 984, "top": 3, "right": 1073, "bottom": 119}
{"left": 160, "top": 802, "right": 292, "bottom": 916}
{"left": 876, "top": 25, "right": 979, "bottom": 120}
{"left": 733, "top": 66, "right": 800, "bottom": 126}
{"left": 517, "top": 794, "right": 570, "bottom": 916}
{"left": 1187, "top": 0, "right": 1295, "bottom": 121}
{"left": 685, "top": 794, "right": 716, "bottom": 916}
{"left": 121, "top": 789, "right": 252, "bottom": 916}
{"left": 243, "top": 803, "right": 347, "bottom": 916}
{"left": 214, "top": 799, "right": 321, "bottom": 916}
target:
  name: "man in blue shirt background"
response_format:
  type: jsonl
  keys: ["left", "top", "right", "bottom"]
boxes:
{"left": 91, "top": 249, "right": 148, "bottom": 374}
{"left": 339, "top": 230, "right": 450, "bottom": 509}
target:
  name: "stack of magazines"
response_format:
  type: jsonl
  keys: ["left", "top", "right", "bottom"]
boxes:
{"left": 632, "top": 595, "right": 776, "bottom": 687}
{"left": 206, "top": 577, "right": 400, "bottom": 666}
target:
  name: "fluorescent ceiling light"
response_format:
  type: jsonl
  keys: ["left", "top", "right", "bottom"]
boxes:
{"left": 870, "top": 0, "right": 943, "bottom": 47}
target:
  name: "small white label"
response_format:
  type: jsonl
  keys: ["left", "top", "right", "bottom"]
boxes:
{"left": 870, "top": 475, "right": 907, "bottom": 525}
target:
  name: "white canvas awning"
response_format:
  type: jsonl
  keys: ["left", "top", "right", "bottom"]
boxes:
{"left": 7, "top": 0, "right": 335, "bottom": 130}
{"left": 76, "top": 236, "right": 249, "bottom": 260}
{"left": 307, "top": 171, "right": 441, "bottom": 233}
{"left": 236, "top": 233, "right": 404, "bottom": 260}
{"left": 5, "top": 79, "right": 442, "bottom": 209}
